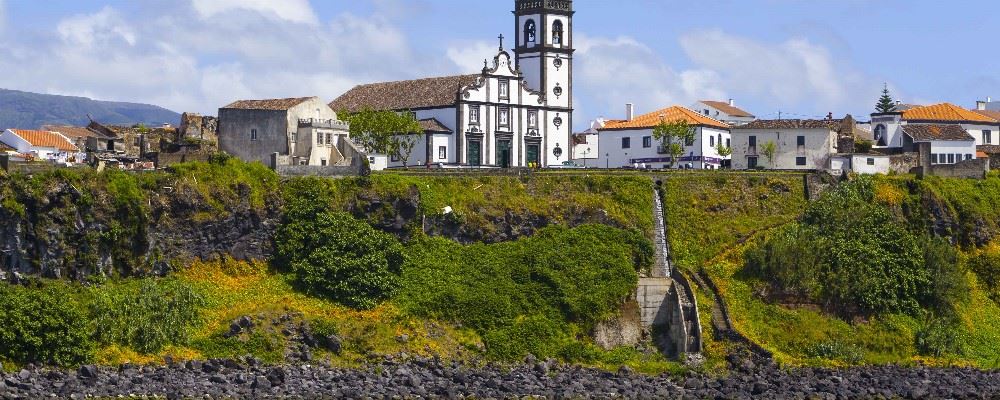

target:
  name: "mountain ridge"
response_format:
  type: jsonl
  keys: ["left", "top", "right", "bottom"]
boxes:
{"left": 0, "top": 88, "right": 181, "bottom": 129}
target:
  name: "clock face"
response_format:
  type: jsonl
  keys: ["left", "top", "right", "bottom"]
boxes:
{"left": 553, "top": 58, "right": 563, "bottom": 68}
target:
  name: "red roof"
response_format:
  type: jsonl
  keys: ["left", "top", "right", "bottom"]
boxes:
{"left": 7, "top": 129, "right": 79, "bottom": 152}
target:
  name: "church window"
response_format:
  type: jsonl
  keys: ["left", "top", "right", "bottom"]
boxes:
{"left": 439, "top": 146, "right": 447, "bottom": 160}
{"left": 553, "top": 84, "right": 563, "bottom": 98}
{"left": 499, "top": 107, "right": 510, "bottom": 127}
{"left": 553, "top": 115, "right": 563, "bottom": 128}
{"left": 528, "top": 110, "right": 538, "bottom": 128}
{"left": 469, "top": 106, "right": 480, "bottom": 124}
{"left": 524, "top": 20, "right": 536, "bottom": 45}
{"left": 499, "top": 80, "right": 509, "bottom": 100}
{"left": 552, "top": 20, "right": 564, "bottom": 46}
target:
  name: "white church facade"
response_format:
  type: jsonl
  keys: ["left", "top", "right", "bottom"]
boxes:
{"left": 330, "top": 0, "right": 574, "bottom": 169}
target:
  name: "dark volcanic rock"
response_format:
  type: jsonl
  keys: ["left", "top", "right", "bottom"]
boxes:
{"left": 2, "top": 358, "right": 1000, "bottom": 399}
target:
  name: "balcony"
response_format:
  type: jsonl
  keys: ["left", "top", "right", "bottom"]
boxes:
{"left": 298, "top": 118, "right": 349, "bottom": 130}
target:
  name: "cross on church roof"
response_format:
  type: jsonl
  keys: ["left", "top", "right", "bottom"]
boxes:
{"left": 498, "top": 34, "right": 504, "bottom": 51}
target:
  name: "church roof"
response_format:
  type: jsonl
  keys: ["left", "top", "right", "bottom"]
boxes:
{"left": 330, "top": 75, "right": 479, "bottom": 113}
{"left": 599, "top": 106, "right": 730, "bottom": 130}
{"left": 901, "top": 103, "right": 996, "bottom": 123}
{"left": 901, "top": 124, "right": 974, "bottom": 142}
{"left": 418, "top": 118, "right": 452, "bottom": 133}
{"left": 222, "top": 97, "right": 315, "bottom": 111}
{"left": 700, "top": 100, "right": 754, "bottom": 118}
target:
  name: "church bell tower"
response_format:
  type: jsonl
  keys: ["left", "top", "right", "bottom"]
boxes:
{"left": 513, "top": 0, "right": 573, "bottom": 113}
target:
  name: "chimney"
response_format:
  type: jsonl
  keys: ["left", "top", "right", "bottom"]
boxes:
{"left": 728, "top": 98, "right": 735, "bottom": 107}
{"left": 977, "top": 101, "right": 987, "bottom": 111}
{"left": 626, "top": 103, "right": 634, "bottom": 121}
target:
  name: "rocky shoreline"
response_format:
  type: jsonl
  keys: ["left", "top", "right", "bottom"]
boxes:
{"left": 1, "top": 356, "right": 999, "bottom": 399}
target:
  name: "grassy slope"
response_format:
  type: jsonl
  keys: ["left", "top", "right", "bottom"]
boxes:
{"left": 674, "top": 173, "right": 1000, "bottom": 368}
{"left": 77, "top": 170, "right": 669, "bottom": 371}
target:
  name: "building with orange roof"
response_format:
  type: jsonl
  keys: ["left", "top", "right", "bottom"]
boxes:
{"left": 0, "top": 129, "right": 84, "bottom": 163}
{"left": 594, "top": 104, "right": 731, "bottom": 169}
{"left": 871, "top": 102, "right": 999, "bottom": 148}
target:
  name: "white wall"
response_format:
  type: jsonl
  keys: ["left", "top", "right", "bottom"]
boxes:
{"left": 731, "top": 128, "right": 836, "bottom": 170}
{"left": 850, "top": 155, "right": 894, "bottom": 175}
{"left": 596, "top": 126, "right": 731, "bottom": 169}
{"left": 927, "top": 140, "right": 977, "bottom": 164}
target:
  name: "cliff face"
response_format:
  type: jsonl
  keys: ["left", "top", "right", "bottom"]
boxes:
{"left": 0, "top": 171, "right": 280, "bottom": 281}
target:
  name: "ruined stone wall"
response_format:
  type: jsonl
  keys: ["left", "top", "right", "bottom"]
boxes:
{"left": 930, "top": 158, "right": 989, "bottom": 179}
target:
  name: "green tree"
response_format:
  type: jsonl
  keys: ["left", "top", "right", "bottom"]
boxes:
{"left": 652, "top": 119, "right": 693, "bottom": 168}
{"left": 761, "top": 140, "right": 777, "bottom": 167}
{"left": 875, "top": 84, "right": 896, "bottom": 113}
{"left": 716, "top": 143, "right": 733, "bottom": 158}
{"left": 275, "top": 210, "right": 404, "bottom": 310}
{"left": 340, "top": 109, "right": 422, "bottom": 168}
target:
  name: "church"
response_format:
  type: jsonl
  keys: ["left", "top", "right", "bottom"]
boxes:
{"left": 330, "top": 0, "right": 574, "bottom": 168}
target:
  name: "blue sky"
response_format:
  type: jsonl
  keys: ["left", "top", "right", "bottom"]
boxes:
{"left": 0, "top": 0, "right": 997, "bottom": 130}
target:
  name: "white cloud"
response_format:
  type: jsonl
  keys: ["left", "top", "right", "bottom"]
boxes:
{"left": 446, "top": 40, "right": 495, "bottom": 73}
{"left": 190, "top": 0, "right": 318, "bottom": 25}
{"left": 0, "top": 2, "right": 432, "bottom": 117}
{"left": 679, "top": 30, "right": 872, "bottom": 115}
{"left": 573, "top": 34, "right": 725, "bottom": 121}
{"left": 57, "top": 6, "right": 136, "bottom": 47}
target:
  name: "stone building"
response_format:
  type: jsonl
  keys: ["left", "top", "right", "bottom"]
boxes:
{"left": 330, "top": 0, "right": 575, "bottom": 168}
{"left": 218, "top": 97, "right": 362, "bottom": 167}
{"left": 178, "top": 112, "right": 218, "bottom": 145}
{"left": 731, "top": 119, "right": 841, "bottom": 170}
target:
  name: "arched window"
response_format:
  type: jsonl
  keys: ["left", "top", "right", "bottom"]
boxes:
{"left": 552, "top": 20, "right": 564, "bottom": 46}
{"left": 524, "top": 20, "right": 536, "bottom": 45}
{"left": 874, "top": 124, "right": 887, "bottom": 146}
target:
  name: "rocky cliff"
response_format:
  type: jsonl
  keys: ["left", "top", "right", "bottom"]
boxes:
{"left": 0, "top": 168, "right": 280, "bottom": 281}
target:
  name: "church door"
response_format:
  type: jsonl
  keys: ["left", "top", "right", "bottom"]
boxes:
{"left": 526, "top": 144, "right": 540, "bottom": 167}
{"left": 497, "top": 139, "right": 511, "bottom": 168}
{"left": 468, "top": 140, "right": 482, "bottom": 166}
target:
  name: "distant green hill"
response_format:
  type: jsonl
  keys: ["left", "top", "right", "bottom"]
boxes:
{"left": 0, "top": 88, "right": 181, "bottom": 129}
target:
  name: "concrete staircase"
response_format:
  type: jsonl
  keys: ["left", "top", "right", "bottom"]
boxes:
{"left": 635, "top": 185, "right": 702, "bottom": 360}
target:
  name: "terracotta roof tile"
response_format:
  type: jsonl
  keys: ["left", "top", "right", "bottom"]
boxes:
{"left": 418, "top": 118, "right": 451, "bottom": 133}
{"left": 734, "top": 119, "right": 839, "bottom": 130}
{"left": 901, "top": 124, "right": 974, "bottom": 142}
{"left": 8, "top": 129, "right": 79, "bottom": 151}
{"left": 901, "top": 103, "right": 996, "bottom": 123}
{"left": 599, "top": 106, "right": 730, "bottom": 130}
{"left": 700, "top": 100, "right": 754, "bottom": 118}
{"left": 222, "top": 97, "right": 315, "bottom": 111}
{"left": 330, "top": 75, "right": 479, "bottom": 113}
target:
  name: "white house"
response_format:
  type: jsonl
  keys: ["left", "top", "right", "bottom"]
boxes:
{"left": 595, "top": 105, "right": 731, "bottom": 169}
{"left": 331, "top": 0, "right": 574, "bottom": 169}
{"left": 690, "top": 100, "right": 755, "bottom": 126}
{"left": 365, "top": 118, "right": 455, "bottom": 170}
{"left": 871, "top": 103, "right": 998, "bottom": 148}
{"left": 899, "top": 124, "right": 976, "bottom": 165}
{"left": 0, "top": 129, "right": 82, "bottom": 163}
{"left": 731, "top": 119, "right": 839, "bottom": 170}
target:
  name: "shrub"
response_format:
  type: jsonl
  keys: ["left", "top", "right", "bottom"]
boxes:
{"left": 276, "top": 211, "right": 404, "bottom": 310}
{"left": 968, "top": 243, "right": 1000, "bottom": 303}
{"left": 746, "top": 177, "right": 967, "bottom": 317}
{"left": 91, "top": 279, "right": 204, "bottom": 354}
{"left": 399, "top": 224, "right": 645, "bottom": 360}
{"left": 0, "top": 283, "right": 94, "bottom": 366}
{"left": 803, "top": 340, "right": 864, "bottom": 364}
{"left": 915, "top": 316, "right": 963, "bottom": 357}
